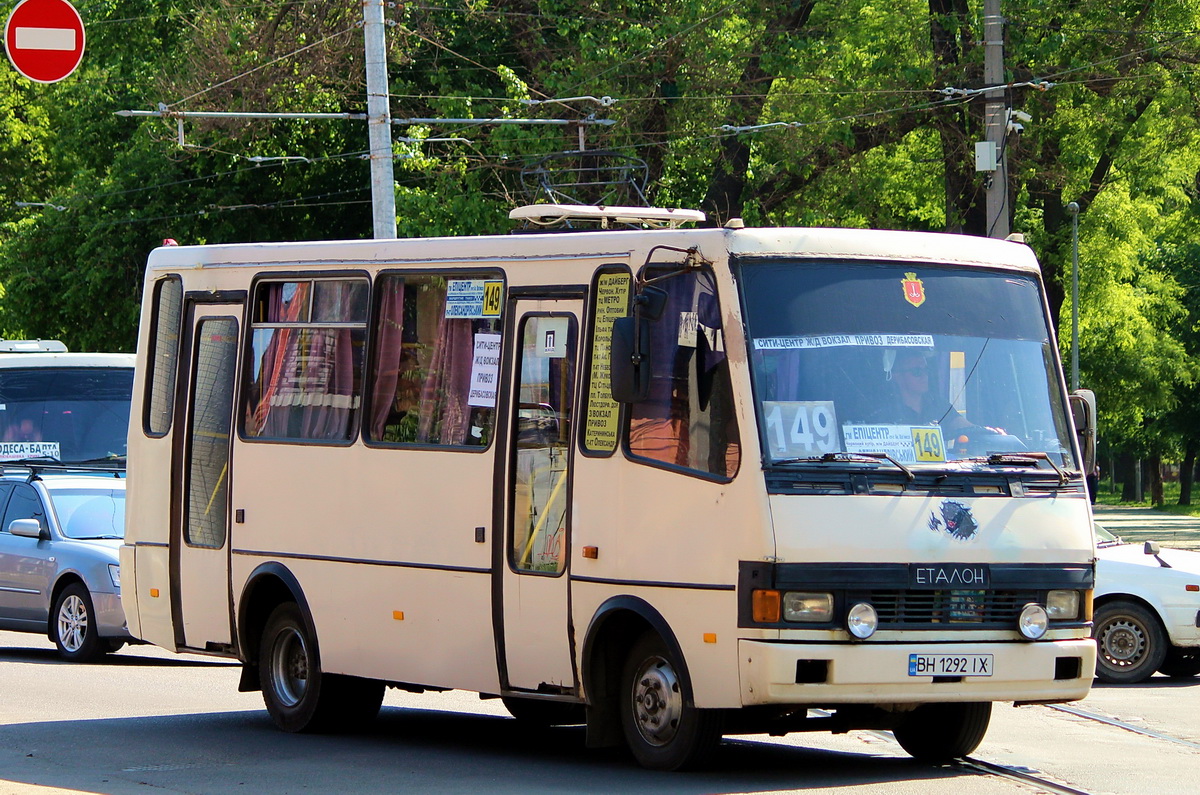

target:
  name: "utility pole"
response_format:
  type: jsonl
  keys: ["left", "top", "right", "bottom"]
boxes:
{"left": 363, "top": 0, "right": 396, "bottom": 239}
{"left": 1068, "top": 201, "right": 1080, "bottom": 390}
{"left": 983, "top": 0, "right": 1008, "bottom": 239}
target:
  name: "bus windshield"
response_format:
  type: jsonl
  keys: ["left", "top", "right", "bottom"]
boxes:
{"left": 739, "top": 259, "right": 1077, "bottom": 470}
{"left": 0, "top": 366, "right": 134, "bottom": 464}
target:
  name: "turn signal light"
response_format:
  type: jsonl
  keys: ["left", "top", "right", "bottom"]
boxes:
{"left": 752, "top": 589, "right": 781, "bottom": 623}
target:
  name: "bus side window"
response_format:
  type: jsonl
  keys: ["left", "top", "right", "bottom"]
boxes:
{"left": 244, "top": 278, "right": 369, "bottom": 443}
{"left": 145, "top": 276, "right": 183, "bottom": 437}
{"left": 627, "top": 266, "right": 740, "bottom": 479}
{"left": 366, "top": 273, "right": 502, "bottom": 448}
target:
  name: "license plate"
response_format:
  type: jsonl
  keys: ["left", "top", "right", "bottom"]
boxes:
{"left": 908, "top": 653, "right": 993, "bottom": 677}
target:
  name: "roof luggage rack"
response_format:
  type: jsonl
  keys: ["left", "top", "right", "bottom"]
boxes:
{"left": 509, "top": 204, "right": 706, "bottom": 230}
{"left": 1, "top": 458, "right": 126, "bottom": 481}
{"left": 0, "top": 339, "right": 68, "bottom": 353}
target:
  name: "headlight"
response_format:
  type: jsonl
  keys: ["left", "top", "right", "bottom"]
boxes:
{"left": 108, "top": 564, "right": 121, "bottom": 589}
{"left": 1046, "top": 589, "right": 1080, "bottom": 620}
{"left": 783, "top": 592, "right": 834, "bottom": 622}
{"left": 1018, "top": 603, "right": 1049, "bottom": 640}
{"left": 847, "top": 602, "right": 878, "bottom": 639}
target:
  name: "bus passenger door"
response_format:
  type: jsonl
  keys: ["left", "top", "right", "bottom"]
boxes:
{"left": 172, "top": 303, "right": 240, "bottom": 651}
{"left": 500, "top": 300, "right": 581, "bottom": 693}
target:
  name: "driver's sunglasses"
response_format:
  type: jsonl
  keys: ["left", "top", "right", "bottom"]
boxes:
{"left": 895, "top": 366, "right": 929, "bottom": 377}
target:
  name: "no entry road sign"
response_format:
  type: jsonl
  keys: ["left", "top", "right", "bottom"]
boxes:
{"left": 4, "top": 0, "right": 85, "bottom": 83}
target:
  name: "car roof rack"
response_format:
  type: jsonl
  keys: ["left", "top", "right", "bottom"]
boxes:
{"left": 509, "top": 204, "right": 706, "bottom": 230}
{"left": 1, "top": 460, "right": 126, "bottom": 481}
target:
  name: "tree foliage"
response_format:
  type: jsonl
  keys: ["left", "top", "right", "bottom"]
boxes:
{"left": 3, "top": 0, "right": 1200, "bottom": 473}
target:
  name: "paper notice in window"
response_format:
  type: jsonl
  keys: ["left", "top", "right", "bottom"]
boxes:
{"left": 467, "top": 333, "right": 502, "bottom": 407}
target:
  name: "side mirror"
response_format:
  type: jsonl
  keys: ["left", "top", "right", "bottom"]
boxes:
{"left": 1144, "top": 540, "right": 1161, "bottom": 556}
{"left": 610, "top": 315, "right": 650, "bottom": 403}
{"left": 1068, "top": 388, "right": 1097, "bottom": 476}
{"left": 609, "top": 284, "right": 668, "bottom": 404}
{"left": 637, "top": 284, "right": 668, "bottom": 321}
{"left": 9, "top": 519, "right": 47, "bottom": 540}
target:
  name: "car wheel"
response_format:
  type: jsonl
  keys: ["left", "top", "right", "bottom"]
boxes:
{"left": 501, "top": 696, "right": 585, "bottom": 726}
{"left": 891, "top": 702, "right": 991, "bottom": 762}
{"left": 618, "top": 633, "right": 723, "bottom": 771}
{"left": 1093, "top": 600, "right": 1167, "bottom": 684}
{"left": 1158, "top": 648, "right": 1200, "bottom": 678}
{"left": 52, "top": 583, "right": 107, "bottom": 663}
{"left": 258, "top": 602, "right": 384, "bottom": 733}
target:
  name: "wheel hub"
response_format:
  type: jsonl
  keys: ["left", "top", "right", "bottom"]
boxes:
{"left": 57, "top": 594, "right": 88, "bottom": 653}
{"left": 631, "top": 656, "right": 682, "bottom": 746}
{"left": 270, "top": 627, "right": 310, "bottom": 707}
{"left": 1101, "top": 619, "right": 1145, "bottom": 666}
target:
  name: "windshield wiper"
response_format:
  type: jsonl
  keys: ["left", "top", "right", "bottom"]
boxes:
{"left": 773, "top": 451, "right": 914, "bottom": 482}
{"left": 69, "top": 456, "right": 126, "bottom": 466}
{"left": 959, "top": 452, "right": 1069, "bottom": 485}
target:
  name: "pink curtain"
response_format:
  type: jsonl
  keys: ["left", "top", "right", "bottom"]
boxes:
{"left": 369, "top": 279, "right": 406, "bottom": 439}
{"left": 252, "top": 282, "right": 310, "bottom": 436}
{"left": 416, "top": 317, "right": 474, "bottom": 444}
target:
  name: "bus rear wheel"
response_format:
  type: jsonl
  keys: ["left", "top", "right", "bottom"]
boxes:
{"left": 618, "top": 633, "right": 723, "bottom": 771}
{"left": 891, "top": 702, "right": 991, "bottom": 762}
{"left": 258, "top": 602, "right": 385, "bottom": 732}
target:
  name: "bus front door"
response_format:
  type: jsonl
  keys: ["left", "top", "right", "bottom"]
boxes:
{"left": 500, "top": 300, "right": 581, "bottom": 693}
{"left": 172, "top": 303, "right": 240, "bottom": 652}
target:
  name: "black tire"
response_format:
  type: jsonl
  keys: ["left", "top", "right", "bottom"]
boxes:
{"left": 618, "top": 633, "right": 723, "bottom": 771}
{"left": 52, "top": 583, "right": 108, "bottom": 663}
{"left": 258, "top": 602, "right": 385, "bottom": 733}
{"left": 501, "top": 696, "right": 585, "bottom": 726}
{"left": 1093, "top": 600, "right": 1167, "bottom": 684}
{"left": 892, "top": 702, "right": 991, "bottom": 762}
{"left": 1158, "top": 648, "right": 1200, "bottom": 679}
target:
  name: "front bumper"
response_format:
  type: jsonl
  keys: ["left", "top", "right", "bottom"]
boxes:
{"left": 92, "top": 591, "right": 132, "bottom": 639}
{"left": 740, "top": 638, "right": 1095, "bottom": 705}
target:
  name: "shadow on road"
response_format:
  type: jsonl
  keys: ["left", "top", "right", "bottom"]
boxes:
{"left": 0, "top": 705, "right": 978, "bottom": 795}
{"left": 0, "top": 645, "right": 237, "bottom": 668}
{"left": 1091, "top": 676, "right": 1200, "bottom": 691}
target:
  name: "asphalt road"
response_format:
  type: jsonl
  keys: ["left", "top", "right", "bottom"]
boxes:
{"left": 3, "top": 629, "right": 1200, "bottom": 795}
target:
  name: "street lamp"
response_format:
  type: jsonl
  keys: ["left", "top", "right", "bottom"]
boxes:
{"left": 1067, "top": 201, "right": 1080, "bottom": 391}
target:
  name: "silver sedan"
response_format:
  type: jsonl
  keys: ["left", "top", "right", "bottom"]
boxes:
{"left": 0, "top": 467, "right": 130, "bottom": 661}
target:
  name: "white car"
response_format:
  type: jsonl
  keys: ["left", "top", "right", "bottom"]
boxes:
{"left": 1094, "top": 522, "right": 1200, "bottom": 683}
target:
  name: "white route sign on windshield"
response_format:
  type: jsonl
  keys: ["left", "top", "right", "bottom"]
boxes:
{"left": 0, "top": 441, "right": 61, "bottom": 461}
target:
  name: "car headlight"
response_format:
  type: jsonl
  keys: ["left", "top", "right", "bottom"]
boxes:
{"left": 1046, "top": 589, "right": 1080, "bottom": 620}
{"left": 847, "top": 602, "right": 878, "bottom": 639}
{"left": 783, "top": 592, "right": 834, "bottom": 622}
{"left": 1018, "top": 603, "right": 1048, "bottom": 640}
{"left": 108, "top": 564, "right": 121, "bottom": 589}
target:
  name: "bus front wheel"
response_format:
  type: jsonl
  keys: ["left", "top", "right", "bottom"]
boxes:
{"left": 891, "top": 702, "right": 991, "bottom": 762}
{"left": 258, "top": 602, "right": 384, "bottom": 732}
{"left": 618, "top": 633, "right": 723, "bottom": 770}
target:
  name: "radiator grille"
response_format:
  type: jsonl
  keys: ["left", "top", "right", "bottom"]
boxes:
{"left": 868, "top": 589, "right": 1039, "bottom": 627}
